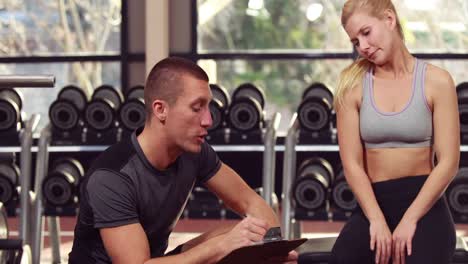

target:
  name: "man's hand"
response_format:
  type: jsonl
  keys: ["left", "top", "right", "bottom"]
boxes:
{"left": 219, "top": 216, "right": 268, "bottom": 255}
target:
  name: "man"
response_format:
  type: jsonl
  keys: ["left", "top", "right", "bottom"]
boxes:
{"left": 69, "top": 57, "right": 298, "bottom": 263}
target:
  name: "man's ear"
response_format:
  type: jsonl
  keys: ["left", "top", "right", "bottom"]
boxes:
{"left": 383, "top": 9, "right": 396, "bottom": 30}
{"left": 152, "top": 99, "right": 168, "bottom": 123}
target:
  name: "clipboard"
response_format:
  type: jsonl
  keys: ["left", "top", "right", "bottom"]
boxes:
{"left": 218, "top": 238, "right": 307, "bottom": 264}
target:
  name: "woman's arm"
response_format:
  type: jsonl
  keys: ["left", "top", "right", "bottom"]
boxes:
{"left": 336, "top": 86, "right": 392, "bottom": 264}
{"left": 336, "top": 86, "right": 384, "bottom": 224}
{"left": 401, "top": 66, "right": 460, "bottom": 223}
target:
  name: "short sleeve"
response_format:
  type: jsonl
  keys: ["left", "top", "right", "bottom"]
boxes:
{"left": 85, "top": 169, "right": 139, "bottom": 228}
{"left": 197, "top": 142, "right": 221, "bottom": 183}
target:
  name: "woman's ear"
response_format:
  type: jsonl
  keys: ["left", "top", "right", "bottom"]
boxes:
{"left": 383, "top": 9, "right": 397, "bottom": 31}
{"left": 152, "top": 99, "right": 168, "bottom": 123}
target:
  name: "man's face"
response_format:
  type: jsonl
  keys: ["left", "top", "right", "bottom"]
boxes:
{"left": 165, "top": 75, "right": 213, "bottom": 153}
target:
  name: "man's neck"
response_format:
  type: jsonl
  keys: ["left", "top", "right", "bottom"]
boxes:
{"left": 136, "top": 124, "right": 181, "bottom": 171}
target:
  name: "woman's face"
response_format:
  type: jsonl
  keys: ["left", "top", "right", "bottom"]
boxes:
{"left": 344, "top": 10, "right": 397, "bottom": 65}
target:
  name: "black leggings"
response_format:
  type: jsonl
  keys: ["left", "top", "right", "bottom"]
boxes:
{"left": 330, "top": 175, "right": 456, "bottom": 264}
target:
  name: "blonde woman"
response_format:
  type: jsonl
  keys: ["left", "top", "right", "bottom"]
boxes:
{"left": 330, "top": 0, "right": 459, "bottom": 263}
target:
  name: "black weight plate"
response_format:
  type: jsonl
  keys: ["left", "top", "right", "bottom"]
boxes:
{"left": 232, "top": 83, "right": 265, "bottom": 109}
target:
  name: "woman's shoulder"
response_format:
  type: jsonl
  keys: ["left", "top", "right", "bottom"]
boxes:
{"left": 334, "top": 83, "right": 362, "bottom": 112}
{"left": 423, "top": 62, "right": 455, "bottom": 90}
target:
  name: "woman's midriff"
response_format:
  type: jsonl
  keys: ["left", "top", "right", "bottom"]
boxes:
{"left": 364, "top": 147, "right": 433, "bottom": 183}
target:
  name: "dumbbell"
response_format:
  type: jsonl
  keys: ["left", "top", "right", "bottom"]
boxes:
{"left": 49, "top": 85, "right": 89, "bottom": 131}
{"left": 330, "top": 168, "right": 357, "bottom": 212}
{"left": 457, "top": 82, "right": 468, "bottom": 134}
{"left": 297, "top": 82, "right": 334, "bottom": 132}
{"left": 0, "top": 161, "right": 19, "bottom": 205}
{"left": 459, "top": 97, "right": 468, "bottom": 135}
{"left": 227, "top": 83, "right": 265, "bottom": 132}
{"left": 84, "top": 85, "right": 124, "bottom": 131}
{"left": 187, "top": 187, "right": 223, "bottom": 219}
{"left": 291, "top": 157, "right": 334, "bottom": 211}
{"left": 456, "top": 82, "right": 468, "bottom": 99}
{"left": 0, "top": 88, "right": 23, "bottom": 132}
{"left": 447, "top": 167, "right": 468, "bottom": 217}
{"left": 119, "top": 85, "right": 146, "bottom": 131}
{"left": 42, "top": 158, "right": 84, "bottom": 206}
{"left": 209, "top": 84, "right": 230, "bottom": 132}
{"left": 125, "top": 84, "right": 144, "bottom": 100}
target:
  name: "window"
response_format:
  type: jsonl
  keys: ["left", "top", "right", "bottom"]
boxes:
{"left": 196, "top": 0, "right": 352, "bottom": 132}
{"left": 0, "top": 0, "right": 121, "bottom": 56}
{"left": 194, "top": 0, "right": 468, "bottom": 133}
{"left": 397, "top": 0, "right": 467, "bottom": 53}
{"left": 197, "top": 0, "right": 350, "bottom": 53}
{"left": 0, "top": 0, "right": 126, "bottom": 131}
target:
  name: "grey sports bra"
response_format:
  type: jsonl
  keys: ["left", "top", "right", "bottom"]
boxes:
{"left": 359, "top": 59, "right": 433, "bottom": 149}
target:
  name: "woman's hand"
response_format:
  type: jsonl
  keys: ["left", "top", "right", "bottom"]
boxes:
{"left": 392, "top": 217, "right": 417, "bottom": 264}
{"left": 369, "top": 218, "right": 392, "bottom": 264}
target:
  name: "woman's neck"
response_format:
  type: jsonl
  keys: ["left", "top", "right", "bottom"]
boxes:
{"left": 374, "top": 42, "right": 414, "bottom": 79}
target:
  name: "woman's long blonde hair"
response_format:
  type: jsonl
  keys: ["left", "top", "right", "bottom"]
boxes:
{"left": 334, "top": 0, "right": 404, "bottom": 108}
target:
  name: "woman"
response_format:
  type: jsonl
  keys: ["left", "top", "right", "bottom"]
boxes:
{"left": 330, "top": 0, "right": 459, "bottom": 263}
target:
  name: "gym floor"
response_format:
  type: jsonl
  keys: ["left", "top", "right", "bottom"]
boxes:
{"left": 6, "top": 217, "right": 468, "bottom": 263}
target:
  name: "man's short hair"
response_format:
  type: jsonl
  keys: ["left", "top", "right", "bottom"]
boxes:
{"left": 144, "top": 57, "right": 209, "bottom": 118}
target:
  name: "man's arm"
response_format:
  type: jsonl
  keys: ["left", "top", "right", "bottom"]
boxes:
{"left": 205, "top": 162, "right": 280, "bottom": 227}
{"left": 100, "top": 217, "right": 267, "bottom": 264}
{"left": 179, "top": 162, "right": 279, "bottom": 252}
{"left": 202, "top": 162, "right": 299, "bottom": 263}
{"left": 100, "top": 223, "right": 222, "bottom": 264}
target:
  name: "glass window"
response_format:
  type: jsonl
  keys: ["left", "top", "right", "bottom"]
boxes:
{"left": 0, "top": 62, "right": 121, "bottom": 130}
{"left": 197, "top": 0, "right": 351, "bottom": 53}
{"left": 396, "top": 0, "right": 467, "bottom": 53}
{"left": 0, "top": 0, "right": 121, "bottom": 56}
{"left": 199, "top": 59, "right": 352, "bottom": 132}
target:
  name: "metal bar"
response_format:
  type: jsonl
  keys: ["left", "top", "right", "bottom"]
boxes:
{"left": 172, "top": 51, "right": 468, "bottom": 60}
{"left": 19, "top": 114, "right": 40, "bottom": 245}
{"left": 5, "top": 144, "right": 468, "bottom": 153}
{"left": 121, "top": 0, "right": 129, "bottom": 91}
{"left": 180, "top": 52, "right": 354, "bottom": 60}
{"left": 212, "top": 145, "right": 265, "bottom": 152}
{"left": 31, "top": 124, "right": 51, "bottom": 264}
{"left": 0, "top": 75, "right": 55, "bottom": 88}
{"left": 0, "top": 54, "right": 121, "bottom": 63}
{"left": 262, "top": 112, "right": 281, "bottom": 208}
{"left": 48, "top": 216, "right": 61, "bottom": 264}
{"left": 191, "top": 0, "right": 198, "bottom": 55}
{"left": 281, "top": 113, "right": 299, "bottom": 240}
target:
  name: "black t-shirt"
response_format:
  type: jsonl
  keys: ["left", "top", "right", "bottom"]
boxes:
{"left": 69, "top": 130, "right": 221, "bottom": 263}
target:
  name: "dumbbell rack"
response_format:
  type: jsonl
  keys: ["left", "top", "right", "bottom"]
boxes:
{"left": 0, "top": 74, "right": 55, "bottom": 264}
{"left": 0, "top": 115, "right": 39, "bottom": 264}
{"left": 28, "top": 112, "right": 283, "bottom": 263}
